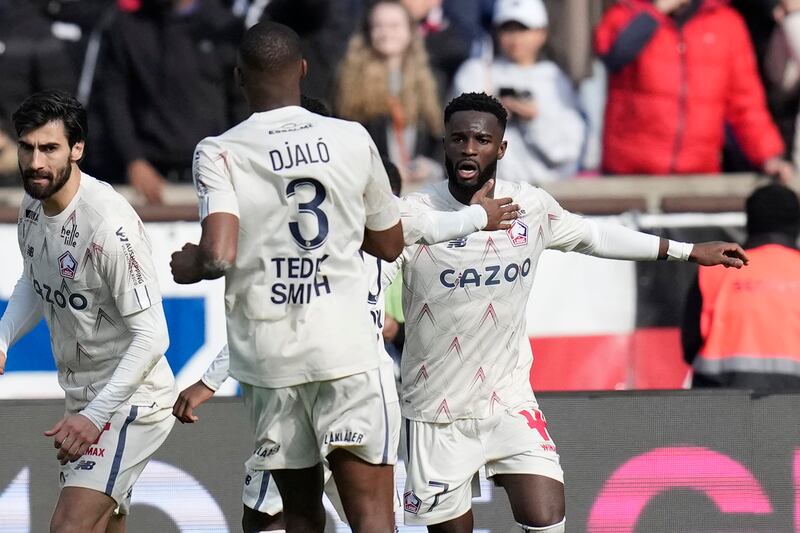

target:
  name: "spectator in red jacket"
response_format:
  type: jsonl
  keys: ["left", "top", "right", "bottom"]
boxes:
{"left": 595, "top": 0, "right": 794, "bottom": 181}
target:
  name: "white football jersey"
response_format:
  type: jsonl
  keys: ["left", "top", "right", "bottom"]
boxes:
{"left": 193, "top": 106, "right": 400, "bottom": 388}
{"left": 17, "top": 174, "right": 175, "bottom": 415}
{"left": 393, "top": 179, "right": 588, "bottom": 421}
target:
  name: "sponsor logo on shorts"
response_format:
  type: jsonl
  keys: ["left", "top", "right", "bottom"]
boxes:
{"left": 74, "top": 460, "right": 96, "bottom": 471}
{"left": 323, "top": 430, "right": 364, "bottom": 445}
{"left": 255, "top": 444, "right": 280, "bottom": 458}
{"left": 403, "top": 491, "right": 421, "bottom": 514}
{"left": 541, "top": 443, "right": 557, "bottom": 452}
{"left": 84, "top": 446, "right": 105, "bottom": 457}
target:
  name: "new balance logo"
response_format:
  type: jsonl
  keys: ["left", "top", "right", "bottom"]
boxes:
{"left": 74, "top": 460, "right": 96, "bottom": 471}
{"left": 447, "top": 238, "right": 468, "bottom": 248}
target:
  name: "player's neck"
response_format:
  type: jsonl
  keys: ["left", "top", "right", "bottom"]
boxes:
{"left": 246, "top": 87, "right": 301, "bottom": 113}
{"left": 42, "top": 165, "right": 81, "bottom": 216}
{"left": 249, "top": 97, "right": 301, "bottom": 113}
{"left": 448, "top": 179, "right": 494, "bottom": 206}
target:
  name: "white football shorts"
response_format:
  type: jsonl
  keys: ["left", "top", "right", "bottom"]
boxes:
{"left": 402, "top": 401, "right": 563, "bottom": 525}
{"left": 242, "top": 365, "right": 400, "bottom": 472}
{"left": 58, "top": 403, "right": 174, "bottom": 515}
{"left": 243, "top": 356, "right": 400, "bottom": 521}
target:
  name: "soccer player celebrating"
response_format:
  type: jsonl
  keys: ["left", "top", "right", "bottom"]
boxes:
{"left": 173, "top": 159, "right": 519, "bottom": 531}
{"left": 391, "top": 92, "right": 748, "bottom": 533}
{"left": 0, "top": 91, "right": 176, "bottom": 532}
{"left": 169, "top": 22, "right": 418, "bottom": 532}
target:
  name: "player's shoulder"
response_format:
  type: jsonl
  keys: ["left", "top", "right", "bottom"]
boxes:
{"left": 195, "top": 121, "right": 245, "bottom": 153}
{"left": 314, "top": 113, "right": 373, "bottom": 142}
{"left": 78, "top": 174, "right": 141, "bottom": 230}
{"left": 401, "top": 180, "right": 451, "bottom": 210}
{"left": 497, "top": 179, "right": 558, "bottom": 212}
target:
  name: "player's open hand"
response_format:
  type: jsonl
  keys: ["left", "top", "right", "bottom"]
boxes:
{"left": 173, "top": 380, "right": 215, "bottom": 423}
{"left": 0, "top": 350, "right": 6, "bottom": 374}
{"left": 171, "top": 243, "right": 203, "bottom": 284}
{"left": 690, "top": 241, "right": 749, "bottom": 268}
{"left": 44, "top": 414, "right": 101, "bottom": 465}
{"left": 470, "top": 179, "right": 519, "bottom": 231}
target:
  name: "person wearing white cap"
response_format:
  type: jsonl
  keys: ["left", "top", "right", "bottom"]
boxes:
{"left": 452, "top": 0, "right": 586, "bottom": 185}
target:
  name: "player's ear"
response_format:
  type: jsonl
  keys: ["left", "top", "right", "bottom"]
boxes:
{"left": 300, "top": 59, "right": 308, "bottom": 80}
{"left": 497, "top": 140, "right": 507, "bottom": 161}
{"left": 70, "top": 140, "right": 85, "bottom": 163}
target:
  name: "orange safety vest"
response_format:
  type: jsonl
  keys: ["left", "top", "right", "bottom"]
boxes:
{"left": 696, "top": 244, "right": 800, "bottom": 377}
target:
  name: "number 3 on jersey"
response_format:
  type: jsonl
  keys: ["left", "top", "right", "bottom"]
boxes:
{"left": 286, "top": 178, "right": 328, "bottom": 250}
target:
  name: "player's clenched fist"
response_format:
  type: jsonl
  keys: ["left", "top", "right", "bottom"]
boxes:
{"left": 690, "top": 241, "right": 749, "bottom": 268}
{"left": 0, "top": 350, "right": 6, "bottom": 374}
{"left": 170, "top": 243, "right": 203, "bottom": 284}
{"left": 44, "top": 414, "right": 101, "bottom": 465}
{"left": 470, "top": 179, "right": 520, "bottom": 231}
{"left": 172, "top": 380, "right": 215, "bottom": 423}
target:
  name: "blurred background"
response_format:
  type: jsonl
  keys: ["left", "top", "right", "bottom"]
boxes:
{"left": 2, "top": 1, "right": 800, "bottom": 531}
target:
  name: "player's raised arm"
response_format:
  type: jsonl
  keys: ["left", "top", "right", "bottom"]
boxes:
{"left": 173, "top": 344, "right": 230, "bottom": 424}
{"left": 541, "top": 189, "right": 748, "bottom": 268}
{"left": 362, "top": 139, "right": 404, "bottom": 261}
{"left": 363, "top": 224, "right": 404, "bottom": 261}
{"left": 172, "top": 144, "right": 240, "bottom": 284}
{"left": 0, "top": 275, "right": 44, "bottom": 374}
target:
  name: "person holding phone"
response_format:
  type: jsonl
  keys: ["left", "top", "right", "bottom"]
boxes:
{"left": 452, "top": 0, "right": 586, "bottom": 184}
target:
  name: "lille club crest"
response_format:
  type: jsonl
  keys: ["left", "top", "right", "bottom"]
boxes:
{"left": 58, "top": 251, "right": 77, "bottom": 279}
{"left": 403, "top": 491, "right": 421, "bottom": 514}
{"left": 506, "top": 220, "right": 528, "bottom": 247}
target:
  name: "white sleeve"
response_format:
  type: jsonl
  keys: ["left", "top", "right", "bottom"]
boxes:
{"left": 399, "top": 197, "right": 487, "bottom": 245}
{"left": 0, "top": 276, "right": 43, "bottom": 353}
{"left": 572, "top": 219, "right": 660, "bottom": 260}
{"left": 536, "top": 189, "right": 658, "bottom": 258}
{"left": 193, "top": 140, "right": 240, "bottom": 221}
{"left": 97, "top": 221, "right": 162, "bottom": 317}
{"left": 537, "top": 189, "right": 587, "bottom": 252}
{"left": 200, "top": 344, "right": 230, "bottom": 392}
{"left": 364, "top": 136, "right": 401, "bottom": 231}
{"left": 381, "top": 253, "right": 404, "bottom": 290}
{"left": 80, "top": 304, "right": 169, "bottom": 430}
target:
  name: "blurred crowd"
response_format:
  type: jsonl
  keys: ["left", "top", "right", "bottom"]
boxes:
{"left": 3, "top": 0, "right": 800, "bottom": 201}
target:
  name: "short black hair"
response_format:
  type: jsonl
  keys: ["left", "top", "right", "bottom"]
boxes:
{"left": 12, "top": 90, "right": 87, "bottom": 147}
{"left": 382, "top": 157, "right": 402, "bottom": 196}
{"left": 444, "top": 92, "right": 507, "bottom": 131}
{"left": 746, "top": 183, "right": 800, "bottom": 237}
{"left": 300, "top": 95, "right": 331, "bottom": 117}
{"left": 239, "top": 21, "right": 303, "bottom": 73}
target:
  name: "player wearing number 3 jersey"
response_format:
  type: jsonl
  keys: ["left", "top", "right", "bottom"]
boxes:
{"left": 170, "top": 22, "right": 405, "bottom": 533}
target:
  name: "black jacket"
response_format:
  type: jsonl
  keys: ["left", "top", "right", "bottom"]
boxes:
{"left": 97, "top": 0, "right": 244, "bottom": 177}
